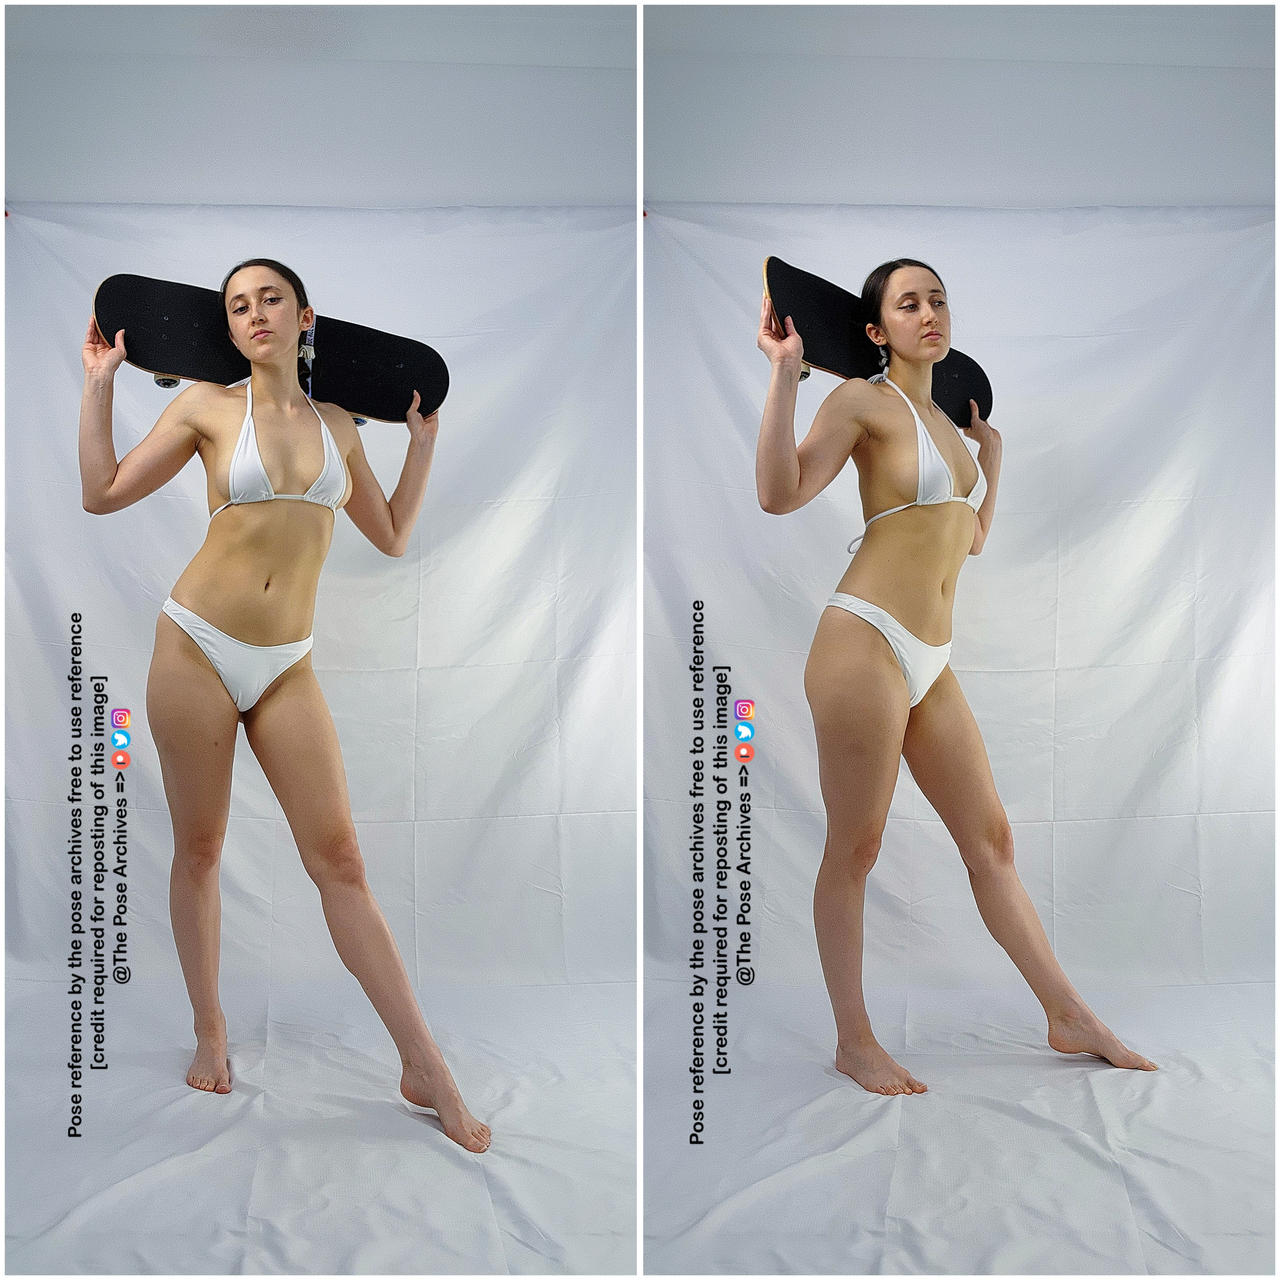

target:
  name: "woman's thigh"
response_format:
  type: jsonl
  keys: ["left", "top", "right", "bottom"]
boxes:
{"left": 145, "top": 613, "right": 241, "bottom": 849}
{"left": 240, "top": 658, "right": 359, "bottom": 870}
{"left": 901, "top": 665, "right": 1009, "bottom": 860}
{"left": 804, "top": 607, "right": 912, "bottom": 849}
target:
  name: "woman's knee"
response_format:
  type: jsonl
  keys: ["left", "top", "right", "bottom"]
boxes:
{"left": 822, "top": 829, "right": 884, "bottom": 879}
{"left": 172, "top": 830, "right": 226, "bottom": 876}
{"left": 302, "top": 827, "right": 368, "bottom": 889}
{"left": 961, "top": 818, "right": 1015, "bottom": 874}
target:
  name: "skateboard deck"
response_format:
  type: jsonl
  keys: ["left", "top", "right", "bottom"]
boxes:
{"left": 763, "top": 257, "right": 993, "bottom": 427}
{"left": 93, "top": 274, "right": 449, "bottom": 423}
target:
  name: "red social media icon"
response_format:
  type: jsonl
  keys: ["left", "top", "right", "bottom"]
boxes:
{"left": 735, "top": 700, "right": 755, "bottom": 720}
{"left": 111, "top": 708, "right": 131, "bottom": 728}
{"left": 735, "top": 743, "right": 754, "bottom": 762}
{"left": 112, "top": 750, "right": 131, "bottom": 769}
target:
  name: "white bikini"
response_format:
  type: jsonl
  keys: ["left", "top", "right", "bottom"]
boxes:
{"left": 826, "top": 372, "right": 987, "bottom": 707}
{"left": 161, "top": 383, "right": 349, "bottom": 712}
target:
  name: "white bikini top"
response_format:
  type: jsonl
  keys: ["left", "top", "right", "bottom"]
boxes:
{"left": 847, "top": 371, "right": 987, "bottom": 554}
{"left": 210, "top": 382, "right": 347, "bottom": 520}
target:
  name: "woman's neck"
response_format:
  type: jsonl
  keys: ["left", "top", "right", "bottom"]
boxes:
{"left": 249, "top": 360, "right": 307, "bottom": 412}
{"left": 884, "top": 358, "right": 934, "bottom": 411}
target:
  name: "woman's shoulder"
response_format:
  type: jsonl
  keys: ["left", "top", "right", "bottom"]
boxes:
{"left": 181, "top": 380, "right": 241, "bottom": 401}
{"left": 158, "top": 381, "right": 241, "bottom": 438}
{"left": 821, "top": 375, "right": 892, "bottom": 434}
{"left": 309, "top": 398, "right": 358, "bottom": 435}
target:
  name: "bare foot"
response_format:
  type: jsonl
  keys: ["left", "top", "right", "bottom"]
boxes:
{"left": 400, "top": 1045, "right": 491, "bottom": 1153}
{"left": 836, "top": 1039, "right": 928, "bottom": 1095}
{"left": 187, "top": 1017, "right": 232, "bottom": 1093}
{"left": 1048, "top": 1006, "right": 1157, "bottom": 1071}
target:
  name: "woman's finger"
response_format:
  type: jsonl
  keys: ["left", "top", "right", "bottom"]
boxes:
{"left": 761, "top": 296, "right": 776, "bottom": 337}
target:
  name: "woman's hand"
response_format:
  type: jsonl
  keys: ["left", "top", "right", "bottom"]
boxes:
{"left": 406, "top": 390, "right": 439, "bottom": 449}
{"left": 82, "top": 315, "right": 126, "bottom": 382}
{"left": 757, "top": 293, "right": 804, "bottom": 377}
{"left": 966, "top": 399, "right": 1002, "bottom": 452}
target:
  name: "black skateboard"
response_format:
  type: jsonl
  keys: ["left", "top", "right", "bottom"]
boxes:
{"left": 763, "top": 256, "right": 993, "bottom": 426}
{"left": 93, "top": 274, "right": 449, "bottom": 424}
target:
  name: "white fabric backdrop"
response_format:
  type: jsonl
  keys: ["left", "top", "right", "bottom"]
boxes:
{"left": 642, "top": 203, "right": 1273, "bottom": 1274}
{"left": 6, "top": 202, "right": 635, "bottom": 1273}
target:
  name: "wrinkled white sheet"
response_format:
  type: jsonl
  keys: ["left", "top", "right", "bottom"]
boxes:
{"left": 644, "top": 980, "right": 1272, "bottom": 1274}
{"left": 642, "top": 204, "right": 1274, "bottom": 1272}
{"left": 6, "top": 203, "right": 635, "bottom": 1272}
{"left": 9, "top": 970, "right": 634, "bottom": 1273}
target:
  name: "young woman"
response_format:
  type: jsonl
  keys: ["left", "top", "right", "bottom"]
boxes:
{"left": 755, "top": 258, "right": 1157, "bottom": 1096}
{"left": 79, "top": 259, "right": 490, "bottom": 1152}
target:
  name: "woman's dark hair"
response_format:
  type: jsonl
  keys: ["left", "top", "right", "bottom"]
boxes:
{"left": 220, "top": 258, "right": 312, "bottom": 388}
{"left": 860, "top": 258, "right": 947, "bottom": 364}
{"left": 220, "top": 257, "right": 309, "bottom": 311}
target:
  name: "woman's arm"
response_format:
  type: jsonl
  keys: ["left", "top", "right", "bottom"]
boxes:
{"left": 79, "top": 316, "right": 203, "bottom": 514}
{"left": 339, "top": 391, "right": 438, "bottom": 557}
{"left": 965, "top": 398, "right": 1002, "bottom": 555}
{"left": 755, "top": 294, "right": 867, "bottom": 515}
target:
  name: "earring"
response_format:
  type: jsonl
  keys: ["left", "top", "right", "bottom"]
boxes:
{"left": 878, "top": 345, "right": 888, "bottom": 368}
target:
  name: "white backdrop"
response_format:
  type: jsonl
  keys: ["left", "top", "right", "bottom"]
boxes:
{"left": 6, "top": 202, "right": 635, "bottom": 1272}
{"left": 642, "top": 203, "right": 1273, "bottom": 1273}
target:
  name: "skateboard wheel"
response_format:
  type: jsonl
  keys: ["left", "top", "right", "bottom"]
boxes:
{"left": 153, "top": 375, "right": 180, "bottom": 389}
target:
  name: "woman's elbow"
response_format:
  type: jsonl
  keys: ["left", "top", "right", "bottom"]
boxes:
{"left": 758, "top": 489, "right": 797, "bottom": 516}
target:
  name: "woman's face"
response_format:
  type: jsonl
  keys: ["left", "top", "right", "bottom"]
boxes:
{"left": 224, "top": 265, "right": 314, "bottom": 361}
{"left": 867, "top": 266, "right": 950, "bottom": 363}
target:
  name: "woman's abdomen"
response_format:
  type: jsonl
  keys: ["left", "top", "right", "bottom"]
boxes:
{"left": 170, "top": 506, "right": 335, "bottom": 644}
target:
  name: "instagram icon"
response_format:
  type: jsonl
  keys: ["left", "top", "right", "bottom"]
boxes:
{"left": 734, "top": 700, "right": 755, "bottom": 720}
{"left": 111, "top": 708, "right": 131, "bottom": 729}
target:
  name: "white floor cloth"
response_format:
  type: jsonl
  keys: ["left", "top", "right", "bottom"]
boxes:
{"left": 9, "top": 967, "right": 634, "bottom": 1273}
{"left": 6, "top": 203, "right": 636, "bottom": 1272}
{"left": 642, "top": 204, "right": 1274, "bottom": 1272}
{"left": 644, "top": 979, "right": 1271, "bottom": 1274}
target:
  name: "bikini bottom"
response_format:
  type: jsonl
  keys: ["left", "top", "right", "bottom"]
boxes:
{"left": 825, "top": 592, "right": 950, "bottom": 708}
{"left": 161, "top": 595, "right": 313, "bottom": 713}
